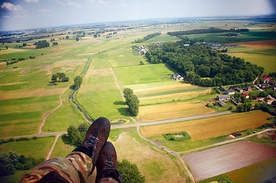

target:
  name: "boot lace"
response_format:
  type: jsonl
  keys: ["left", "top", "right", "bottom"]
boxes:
{"left": 104, "top": 156, "right": 115, "bottom": 172}
{"left": 84, "top": 133, "right": 99, "bottom": 151}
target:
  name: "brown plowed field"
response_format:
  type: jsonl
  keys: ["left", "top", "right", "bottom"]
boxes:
{"left": 183, "top": 141, "right": 276, "bottom": 182}
{"left": 238, "top": 40, "right": 276, "bottom": 49}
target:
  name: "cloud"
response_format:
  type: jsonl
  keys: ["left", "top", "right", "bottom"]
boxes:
{"left": 38, "top": 9, "right": 52, "bottom": 13}
{"left": 1, "top": 2, "right": 23, "bottom": 11}
{"left": 88, "top": 0, "right": 128, "bottom": 7}
{"left": 67, "top": 1, "right": 82, "bottom": 9}
{"left": 88, "top": 0, "right": 109, "bottom": 5}
{"left": 25, "top": 0, "right": 39, "bottom": 3}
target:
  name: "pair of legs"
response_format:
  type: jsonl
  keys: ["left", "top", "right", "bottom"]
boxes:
{"left": 20, "top": 117, "right": 122, "bottom": 183}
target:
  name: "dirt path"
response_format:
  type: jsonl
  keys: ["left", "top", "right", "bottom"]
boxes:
{"left": 136, "top": 124, "right": 196, "bottom": 183}
{"left": 46, "top": 133, "right": 62, "bottom": 160}
{"left": 38, "top": 88, "right": 67, "bottom": 134}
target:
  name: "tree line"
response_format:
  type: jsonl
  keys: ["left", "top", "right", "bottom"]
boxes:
{"left": 145, "top": 39, "right": 264, "bottom": 86}
{"left": 133, "top": 32, "right": 161, "bottom": 43}
{"left": 0, "top": 151, "right": 44, "bottom": 176}
{"left": 167, "top": 27, "right": 249, "bottom": 37}
{"left": 34, "top": 40, "right": 50, "bottom": 49}
{"left": 123, "top": 88, "right": 139, "bottom": 116}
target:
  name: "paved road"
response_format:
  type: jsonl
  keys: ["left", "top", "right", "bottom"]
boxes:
{"left": 111, "top": 111, "right": 232, "bottom": 129}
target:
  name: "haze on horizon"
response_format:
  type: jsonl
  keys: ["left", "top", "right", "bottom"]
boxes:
{"left": 0, "top": 0, "right": 276, "bottom": 31}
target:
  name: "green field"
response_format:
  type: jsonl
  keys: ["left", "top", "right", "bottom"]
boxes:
{"left": 228, "top": 47, "right": 276, "bottom": 73}
{"left": 0, "top": 95, "right": 60, "bottom": 137}
{"left": 0, "top": 137, "right": 55, "bottom": 159}
{"left": 115, "top": 64, "right": 174, "bottom": 86}
{"left": 185, "top": 29, "right": 276, "bottom": 44}
{"left": 227, "top": 158, "right": 276, "bottom": 183}
{"left": 50, "top": 136, "right": 75, "bottom": 158}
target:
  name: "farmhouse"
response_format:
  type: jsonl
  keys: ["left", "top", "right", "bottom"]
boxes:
{"left": 264, "top": 98, "right": 274, "bottom": 105}
{"left": 262, "top": 75, "right": 270, "bottom": 84}
{"left": 138, "top": 46, "right": 147, "bottom": 55}
{"left": 172, "top": 73, "right": 184, "bottom": 81}
{"left": 243, "top": 86, "right": 252, "bottom": 91}
{"left": 242, "top": 93, "right": 249, "bottom": 99}
{"left": 218, "top": 101, "right": 226, "bottom": 107}
{"left": 234, "top": 87, "right": 243, "bottom": 93}
{"left": 216, "top": 95, "right": 230, "bottom": 101}
{"left": 225, "top": 89, "right": 236, "bottom": 95}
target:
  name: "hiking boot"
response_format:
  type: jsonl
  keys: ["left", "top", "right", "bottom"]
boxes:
{"left": 73, "top": 117, "right": 110, "bottom": 172}
{"left": 96, "top": 142, "right": 122, "bottom": 183}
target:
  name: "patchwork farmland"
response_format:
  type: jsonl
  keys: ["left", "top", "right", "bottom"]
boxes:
{"left": 1, "top": 17, "right": 276, "bottom": 183}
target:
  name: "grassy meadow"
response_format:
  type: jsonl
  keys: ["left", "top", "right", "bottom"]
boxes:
{"left": 227, "top": 40, "right": 276, "bottom": 73}
{"left": 0, "top": 137, "right": 55, "bottom": 159}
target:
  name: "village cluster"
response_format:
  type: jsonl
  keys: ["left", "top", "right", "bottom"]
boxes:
{"left": 216, "top": 75, "right": 276, "bottom": 107}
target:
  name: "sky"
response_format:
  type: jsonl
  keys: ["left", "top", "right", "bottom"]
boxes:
{"left": 0, "top": 0, "right": 275, "bottom": 31}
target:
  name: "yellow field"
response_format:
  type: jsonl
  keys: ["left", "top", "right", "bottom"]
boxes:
{"left": 140, "top": 111, "right": 272, "bottom": 140}
{"left": 0, "top": 88, "right": 66, "bottom": 100}
{"left": 130, "top": 83, "right": 197, "bottom": 95}
{"left": 138, "top": 102, "right": 215, "bottom": 122}
{"left": 139, "top": 89, "right": 211, "bottom": 105}
{"left": 0, "top": 62, "right": 6, "bottom": 69}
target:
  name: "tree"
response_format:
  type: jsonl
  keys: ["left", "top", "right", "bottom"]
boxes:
{"left": 53, "top": 42, "right": 58, "bottom": 46}
{"left": 76, "top": 37, "right": 79, "bottom": 41}
{"left": 74, "top": 76, "right": 83, "bottom": 88}
{"left": 78, "top": 122, "right": 90, "bottom": 133}
{"left": 127, "top": 95, "right": 139, "bottom": 116}
{"left": 0, "top": 153, "right": 15, "bottom": 176}
{"left": 259, "top": 91, "right": 268, "bottom": 97}
{"left": 67, "top": 126, "right": 81, "bottom": 146}
{"left": 272, "top": 101, "right": 276, "bottom": 109}
{"left": 123, "top": 88, "right": 133, "bottom": 98}
{"left": 34, "top": 40, "right": 50, "bottom": 49}
{"left": 185, "top": 71, "right": 196, "bottom": 82}
{"left": 57, "top": 72, "right": 66, "bottom": 81}
{"left": 117, "top": 159, "right": 145, "bottom": 183}
{"left": 51, "top": 73, "right": 58, "bottom": 82}
{"left": 51, "top": 72, "right": 69, "bottom": 83}
{"left": 62, "top": 77, "right": 69, "bottom": 82}
{"left": 123, "top": 88, "right": 139, "bottom": 116}
{"left": 0, "top": 151, "right": 42, "bottom": 176}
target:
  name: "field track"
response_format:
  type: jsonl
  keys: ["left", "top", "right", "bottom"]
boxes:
{"left": 183, "top": 141, "right": 276, "bottom": 181}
